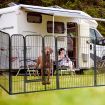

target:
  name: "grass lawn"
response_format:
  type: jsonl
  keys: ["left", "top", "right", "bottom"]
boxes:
{"left": 0, "top": 86, "right": 105, "bottom": 105}
{"left": 0, "top": 71, "right": 105, "bottom": 94}
{"left": 0, "top": 70, "right": 105, "bottom": 105}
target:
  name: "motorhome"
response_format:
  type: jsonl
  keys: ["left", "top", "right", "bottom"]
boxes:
{"left": 0, "top": 4, "right": 105, "bottom": 70}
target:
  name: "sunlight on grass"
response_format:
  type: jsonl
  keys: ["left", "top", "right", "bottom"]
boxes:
{"left": 0, "top": 71, "right": 105, "bottom": 105}
{"left": 1, "top": 73, "right": 105, "bottom": 94}
{"left": 0, "top": 86, "right": 105, "bottom": 105}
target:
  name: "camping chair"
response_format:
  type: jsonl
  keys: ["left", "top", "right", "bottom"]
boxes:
{"left": 95, "top": 57, "right": 105, "bottom": 73}
{"left": 90, "top": 53, "right": 105, "bottom": 73}
{"left": 26, "top": 59, "right": 39, "bottom": 76}
{"left": 16, "top": 59, "right": 39, "bottom": 76}
{"left": 16, "top": 58, "right": 24, "bottom": 76}
{"left": 95, "top": 56, "right": 105, "bottom": 69}
{"left": 14, "top": 46, "right": 39, "bottom": 76}
{"left": 58, "top": 65, "right": 75, "bottom": 76}
{"left": 58, "top": 60, "right": 76, "bottom": 76}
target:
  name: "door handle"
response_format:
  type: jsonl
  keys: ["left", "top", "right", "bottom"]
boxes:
{"left": 90, "top": 44, "right": 92, "bottom": 50}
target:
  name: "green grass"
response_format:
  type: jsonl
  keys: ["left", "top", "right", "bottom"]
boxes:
{"left": 1, "top": 72, "right": 105, "bottom": 94}
{"left": 0, "top": 86, "right": 105, "bottom": 105}
{"left": 1, "top": 71, "right": 105, "bottom": 105}
{"left": 12, "top": 74, "right": 94, "bottom": 93}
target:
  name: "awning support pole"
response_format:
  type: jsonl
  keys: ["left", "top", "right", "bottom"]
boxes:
{"left": 51, "top": 14, "right": 55, "bottom": 76}
{"left": 53, "top": 14, "right": 55, "bottom": 37}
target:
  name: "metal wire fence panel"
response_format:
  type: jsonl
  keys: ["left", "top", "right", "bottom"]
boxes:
{"left": 44, "top": 35, "right": 56, "bottom": 90}
{"left": 25, "top": 35, "right": 46, "bottom": 92}
{"left": 10, "top": 35, "right": 105, "bottom": 94}
{"left": 11, "top": 35, "right": 24, "bottom": 70}
{"left": 0, "top": 31, "right": 10, "bottom": 93}
{"left": 24, "top": 35, "right": 57, "bottom": 92}
{"left": 11, "top": 34, "right": 25, "bottom": 94}
{"left": 57, "top": 36, "right": 94, "bottom": 89}
{"left": 95, "top": 37, "right": 105, "bottom": 86}
{"left": 1, "top": 33, "right": 105, "bottom": 94}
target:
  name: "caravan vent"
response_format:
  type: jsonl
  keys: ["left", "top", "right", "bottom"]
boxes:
{"left": 82, "top": 53, "right": 88, "bottom": 62}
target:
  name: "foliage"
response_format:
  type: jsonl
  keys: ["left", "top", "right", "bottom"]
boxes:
{"left": 0, "top": 0, "right": 105, "bottom": 36}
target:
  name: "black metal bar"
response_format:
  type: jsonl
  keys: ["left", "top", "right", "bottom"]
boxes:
{"left": 24, "top": 36, "right": 26, "bottom": 92}
{"left": 42, "top": 37, "right": 46, "bottom": 89}
{"left": 9, "top": 35, "right": 12, "bottom": 95}
{"left": 9, "top": 85, "right": 102, "bottom": 95}
{"left": 0, "top": 84, "right": 10, "bottom": 94}
{"left": 25, "top": 79, "right": 42, "bottom": 83}
{"left": 93, "top": 38, "right": 97, "bottom": 86}
{"left": 55, "top": 37, "right": 59, "bottom": 89}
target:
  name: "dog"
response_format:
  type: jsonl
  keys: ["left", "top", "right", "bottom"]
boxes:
{"left": 35, "top": 47, "right": 53, "bottom": 85}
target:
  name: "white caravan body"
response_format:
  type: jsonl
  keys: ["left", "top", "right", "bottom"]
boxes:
{"left": 0, "top": 4, "right": 104, "bottom": 69}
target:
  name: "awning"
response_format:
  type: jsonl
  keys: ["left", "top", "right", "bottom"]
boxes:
{"left": 21, "top": 5, "right": 91, "bottom": 18}
{"left": 20, "top": 5, "right": 105, "bottom": 23}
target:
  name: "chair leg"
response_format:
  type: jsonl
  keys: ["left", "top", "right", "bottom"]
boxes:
{"left": 16, "top": 69, "right": 21, "bottom": 76}
{"left": 33, "top": 69, "right": 38, "bottom": 77}
{"left": 32, "top": 69, "right": 39, "bottom": 77}
{"left": 36, "top": 70, "right": 39, "bottom": 76}
{"left": 32, "top": 70, "right": 35, "bottom": 76}
{"left": 61, "top": 70, "right": 62, "bottom": 76}
{"left": 27, "top": 68, "right": 31, "bottom": 76}
{"left": 72, "top": 69, "right": 75, "bottom": 75}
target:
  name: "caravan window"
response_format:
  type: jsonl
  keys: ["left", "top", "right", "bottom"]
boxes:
{"left": 90, "top": 28, "right": 103, "bottom": 44}
{"left": 67, "top": 22, "right": 77, "bottom": 36}
{"left": 27, "top": 12, "right": 42, "bottom": 23}
{"left": 90, "top": 29, "right": 96, "bottom": 39}
{"left": 95, "top": 30, "right": 102, "bottom": 38}
{"left": 90, "top": 29, "right": 102, "bottom": 39}
{"left": 47, "top": 21, "right": 64, "bottom": 34}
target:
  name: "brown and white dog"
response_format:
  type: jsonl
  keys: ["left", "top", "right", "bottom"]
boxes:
{"left": 35, "top": 47, "right": 53, "bottom": 85}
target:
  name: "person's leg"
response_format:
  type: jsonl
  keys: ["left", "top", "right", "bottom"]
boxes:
{"left": 68, "top": 61, "right": 73, "bottom": 69}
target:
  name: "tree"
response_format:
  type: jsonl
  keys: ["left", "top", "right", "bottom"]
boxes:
{"left": 0, "top": 0, "right": 105, "bottom": 36}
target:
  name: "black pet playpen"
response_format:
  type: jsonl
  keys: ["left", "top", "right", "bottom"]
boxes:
{"left": 0, "top": 31, "right": 105, "bottom": 95}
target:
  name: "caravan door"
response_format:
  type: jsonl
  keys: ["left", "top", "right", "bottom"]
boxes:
{"left": 67, "top": 22, "right": 78, "bottom": 67}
